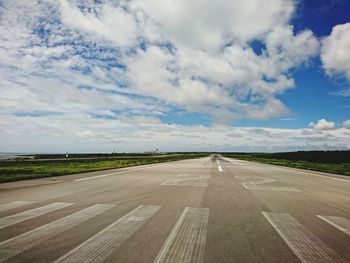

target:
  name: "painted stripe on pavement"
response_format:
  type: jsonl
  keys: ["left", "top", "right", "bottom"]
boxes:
{"left": 0, "top": 202, "right": 72, "bottom": 230}
{"left": 226, "top": 157, "right": 350, "bottom": 183}
{"left": 262, "top": 212, "right": 343, "bottom": 263}
{"left": 236, "top": 176, "right": 300, "bottom": 192}
{"left": 318, "top": 215, "right": 350, "bottom": 236}
{"left": 161, "top": 175, "right": 209, "bottom": 187}
{"left": 0, "top": 201, "right": 34, "bottom": 213}
{"left": 217, "top": 165, "right": 223, "bottom": 172}
{"left": 74, "top": 164, "right": 162, "bottom": 181}
{"left": 154, "top": 207, "right": 209, "bottom": 263}
{"left": 0, "top": 204, "right": 114, "bottom": 263}
{"left": 54, "top": 205, "right": 160, "bottom": 263}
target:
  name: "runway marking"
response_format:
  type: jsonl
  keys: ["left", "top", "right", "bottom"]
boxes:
{"left": 0, "top": 204, "right": 114, "bottom": 263}
{"left": 154, "top": 207, "right": 209, "bottom": 263}
{"left": 225, "top": 157, "right": 350, "bottom": 183}
{"left": 161, "top": 174, "right": 210, "bottom": 187}
{"left": 318, "top": 215, "right": 350, "bottom": 236}
{"left": 0, "top": 201, "right": 34, "bottom": 213}
{"left": 262, "top": 212, "right": 343, "bottom": 263}
{"left": 218, "top": 165, "right": 223, "bottom": 172}
{"left": 54, "top": 205, "right": 160, "bottom": 263}
{"left": 75, "top": 163, "right": 165, "bottom": 181}
{"left": 235, "top": 176, "right": 300, "bottom": 192}
{"left": 293, "top": 171, "right": 350, "bottom": 183}
{"left": 0, "top": 202, "right": 72, "bottom": 230}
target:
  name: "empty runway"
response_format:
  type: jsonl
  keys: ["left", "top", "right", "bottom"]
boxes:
{"left": 0, "top": 156, "right": 349, "bottom": 262}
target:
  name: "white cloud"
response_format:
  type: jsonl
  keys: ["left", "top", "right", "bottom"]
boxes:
{"left": 59, "top": 0, "right": 138, "bottom": 48}
{"left": 0, "top": 0, "right": 320, "bottom": 124}
{"left": 321, "top": 23, "right": 350, "bottom": 81}
{"left": 343, "top": 120, "right": 350, "bottom": 128}
{"left": 309, "top": 119, "right": 336, "bottom": 130}
{"left": 0, "top": 0, "right": 335, "bottom": 152}
{"left": 129, "top": 0, "right": 295, "bottom": 50}
{"left": 1, "top": 113, "right": 349, "bottom": 153}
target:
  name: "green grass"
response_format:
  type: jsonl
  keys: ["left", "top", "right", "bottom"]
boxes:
{"left": 222, "top": 154, "right": 350, "bottom": 176}
{"left": 0, "top": 154, "right": 207, "bottom": 183}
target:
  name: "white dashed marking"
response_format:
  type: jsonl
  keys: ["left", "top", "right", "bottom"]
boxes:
{"left": 0, "top": 204, "right": 114, "bottom": 263}
{"left": 0, "top": 202, "right": 72, "bottom": 230}
{"left": 0, "top": 201, "right": 34, "bottom": 213}
{"left": 54, "top": 205, "right": 160, "bottom": 263}
{"left": 154, "top": 207, "right": 209, "bottom": 263}
{"left": 262, "top": 212, "right": 343, "bottom": 263}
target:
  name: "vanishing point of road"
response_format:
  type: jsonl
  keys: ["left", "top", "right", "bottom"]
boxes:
{"left": 0, "top": 156, "right": 350, "bottom": 262}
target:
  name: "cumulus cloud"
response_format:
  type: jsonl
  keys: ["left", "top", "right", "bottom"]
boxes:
{"left": 1, "top": 113, "right": 349, "bottom": 153}
{"left": 343, "top": 120, "right": 350, "bottom": 128}
{"left": 321, "top": 23, "right": 350, "bottom": 82}
{"left": 59, "top": 0, "right": 138, "bottom": 48}
{"left": 0, "top": 0, "right": 320, "bottom": 123}
{"left": 129, "top": 0, "right": 295, "bottom": 50}
{"left": 309, "top": 119, "right": 336, "bottom": 130}
{"left": 122, "top": 0, "right": 319, "bottom": 121}
{"left": 0, "top": 0, "right": 337, "bottom": 152}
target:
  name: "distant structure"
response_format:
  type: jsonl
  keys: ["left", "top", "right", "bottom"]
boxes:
{"left": 144, "top": 149, "right": 163, "bottom": 155}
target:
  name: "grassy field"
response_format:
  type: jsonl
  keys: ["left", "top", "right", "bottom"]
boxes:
{"left": 0, "top": 153, "right": 207, "bottom": 183}
{"left": 222, "top": 152, "right": 350, "bottom": 176}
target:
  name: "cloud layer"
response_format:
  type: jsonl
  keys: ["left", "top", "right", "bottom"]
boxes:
{"left": 321, "top": 23, "right": 350, "bottom": 82}
{"left": 0, "top": 0, "right": 349, "bottom": 152}
{"left": 1, "top": 0, "right": 320, "bottom": 121}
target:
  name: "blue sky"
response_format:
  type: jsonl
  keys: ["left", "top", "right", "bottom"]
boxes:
{"left": 0, "top": 0, "right": 350, "bottom": 153}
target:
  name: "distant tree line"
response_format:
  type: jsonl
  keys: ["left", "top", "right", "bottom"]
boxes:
{"left": 224, "top": 151, "right": 350, "bottom": 164}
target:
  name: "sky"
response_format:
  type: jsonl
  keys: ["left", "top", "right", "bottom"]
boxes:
{"left": 0, "top": 0, "right": 350, "bottom": 153}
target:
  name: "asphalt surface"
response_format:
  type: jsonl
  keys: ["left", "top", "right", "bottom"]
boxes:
{"left": 0, "top": 156, "right": 350, "bottom": 263}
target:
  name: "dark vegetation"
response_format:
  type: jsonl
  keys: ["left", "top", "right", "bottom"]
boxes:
{"left": 222, "top": 151, "right": 350, "bottom": 176}
{"left": 2, "top": 150, "right": 349, "bottom": 184}
{"left": 0, "top": 153, "right": 207, "bottom": 183}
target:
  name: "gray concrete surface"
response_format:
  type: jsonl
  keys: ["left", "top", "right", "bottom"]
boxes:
{"left": 0, "top": 156, "right": 349, "bottom": 262}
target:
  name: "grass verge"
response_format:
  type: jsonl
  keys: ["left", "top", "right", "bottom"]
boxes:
{"left": 0, "top": 153, "right": 207, "bottom": 183}
{"left": 222, "top": 154, "right": 350, "bottom": 176}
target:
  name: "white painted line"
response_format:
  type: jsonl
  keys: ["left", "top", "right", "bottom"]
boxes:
{"left": 262, "top": 212, "right": 343, "bottom": 263}
{"left": 54, "top": 205, "right": 160, "bottom": 263}
{"left": 218, "top": 165, "right": 223, "bottom": 172}
{"left": 161, "top": 175, "right": 210, "bottom": 187}
{"left": 318, "top": 215, "right": 350, "bottom": 236}
{"left": 226, "top": 156, "right": 350, "bottom": 183}
{"left": 154, "top": 207, "right": 209, "bottom": 263}
{"left": 74, "top": 164, "right": 162, "bottom": 181}
{"left": 0, "top": 202, "right": 73, "bottom": 230}
{"left": 236, "top": 176, "right": 300, "bottom": 192}
{"left": 0, "top": 204, "right": 114, "bottom": 263}
{"left": 0, "top": 201, "right": 34, "bottom": 213}
{"left": 242, "top": 183, "right": 300, "bottom": 192}
{"left": 161, "top": 181, "right": 208, "bottom": 187}
{"left": 290, "top": 170, "right": 350, "bottom": 183}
